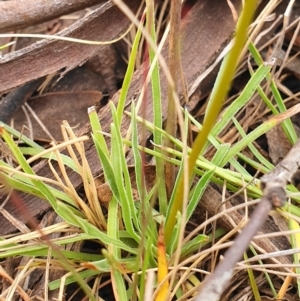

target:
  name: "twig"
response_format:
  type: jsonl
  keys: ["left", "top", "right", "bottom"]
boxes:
{"left": 195, "top": 139, "right": 300, "bottom": 300}
{"left": 260, "top": 138, "right": 300, "bottom": 190}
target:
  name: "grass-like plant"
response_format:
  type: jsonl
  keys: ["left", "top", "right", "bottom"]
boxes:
{"left": 2, "top": 1, "right": 300, "bottom": 300}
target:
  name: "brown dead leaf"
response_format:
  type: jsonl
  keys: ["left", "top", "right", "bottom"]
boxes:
{"left": 266, "top": 125, "right": 292, "bottom": 165}
{"left": 12, "top": 90, "right": 102, "bottom": 141}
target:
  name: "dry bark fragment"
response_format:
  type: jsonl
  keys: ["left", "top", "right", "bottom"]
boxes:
{"left": 0, "top": 0, "right": 106, "bottom": 33}
{"left": 0, "top": 0, "right": 141, "bottom": 93}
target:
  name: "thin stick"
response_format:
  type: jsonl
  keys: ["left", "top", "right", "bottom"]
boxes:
{"left": 195, "top": 197, "right": 272, "bottom": 301}
{"left": 195, "top": 138, "right": 300, "bottom": 300}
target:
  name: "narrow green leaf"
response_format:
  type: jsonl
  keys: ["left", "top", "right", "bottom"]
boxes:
{"left": 232, "top": 117, "right": 273, "bottom": 170}
{"left": 0, "top": 123, "right": 43, "bottom": 149}
{"left": 211, "top": 63, "right": 273, "bottom": 138}
{"left": 131, "top": 102, "right": 146, "bottom": 208}
{"left": 110, "top": 123, "right": 140, "bottom": 242}
{"left": 211, "top": 144, "right": 230, "bottom": 166}
{"left": 248, "top": 42, "right": 298, "bottom": 144}
{"left": 146, "top": 2, "right": 167, "bottom": 214}
{"left": 89, "top": 106, "right": 109, "bottom": 158}
{"left": 107, "top": 196, "right": 120, "bottom": 257}
{"left": 167, "top": 212, "right": 181, "bottom": 254}
{"left": 92, "top": 134, "right": 120, "bottom": 200}
{"left": 221, "top": 112, "right": 297, "bottom": 165}
{"left": 244, "top": 252, "right": 261, "bottom": 301}
{"left": 117, "top": 16, "right": 144, "bottom": 124}
{"left": 180, "top": 234, "right": 210, "bottom": 258}
{"left": 186, "top": 169, "right": 215, "bottom": 222}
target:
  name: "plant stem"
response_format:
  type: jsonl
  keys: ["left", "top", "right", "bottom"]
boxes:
{"left": 164, "top": 0, "right": 257, "bottom": 245}
{"left": 164, "top": 0, "right": 181, "bottom": 197}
